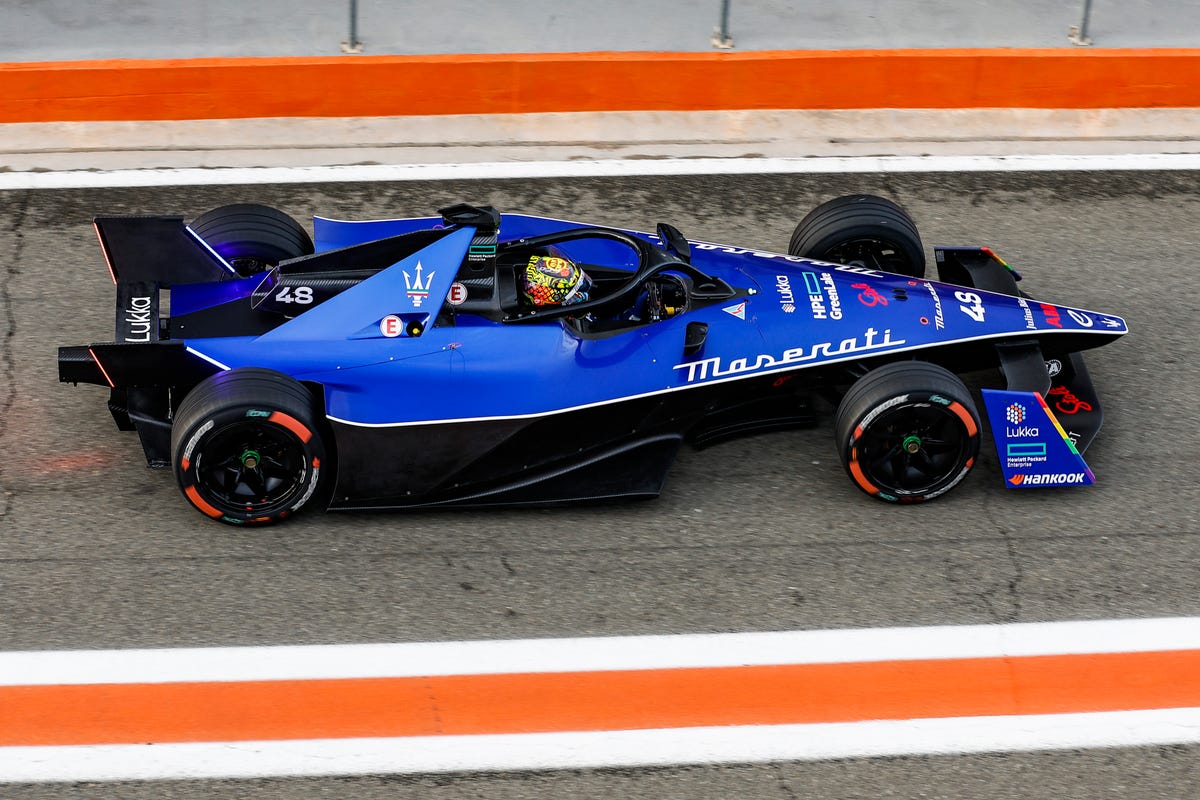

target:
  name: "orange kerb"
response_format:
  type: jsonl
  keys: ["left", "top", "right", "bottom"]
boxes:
{"left": 3, "top": 649, "right": 1200, "bottom": 746}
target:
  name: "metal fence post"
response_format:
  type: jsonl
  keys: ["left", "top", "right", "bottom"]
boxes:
{"left": 1068, "top": 0, "right": 1093, "bottom": 46}
{"left": 341, "top": 0, "right": 364, "bottom": 53}
{"left": 711, "top": 0, "right": 734, "bottom": 49}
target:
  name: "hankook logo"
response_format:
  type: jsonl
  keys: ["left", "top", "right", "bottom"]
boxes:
{"left": 1009, "top": 472, "right": 1086, "bottom": 486}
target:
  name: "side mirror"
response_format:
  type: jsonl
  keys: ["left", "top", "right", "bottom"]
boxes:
{"left": 438, "top": 203, "right": 500, "bottom": 234}
{"left": 656, "top": 223, "right": 691, "bottom": 264}
{"left": 683, "top": 321, "right": 708, "bottom": 356}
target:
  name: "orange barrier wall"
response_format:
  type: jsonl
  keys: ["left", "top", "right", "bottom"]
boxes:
{"left": 3, "top": 49, "right": 1200, "bottom": 123}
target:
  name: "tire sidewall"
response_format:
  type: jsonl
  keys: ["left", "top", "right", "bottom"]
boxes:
{"left": 789, "top": 194, "right": 925, "bottom": 278}
{"left": 837, "top": 363, "right": 980, "bottom": 503}
{"left": 190, "top": 203, "right": 313, "bottom": 277}
{"left": 175, "top": 400, "right": 326, "bottom": 525}
{"left": 805, "top": 227, "right": 925, "bottom": 277}
{"left": 844, "top": 393, "right": 978, "bottom": 502}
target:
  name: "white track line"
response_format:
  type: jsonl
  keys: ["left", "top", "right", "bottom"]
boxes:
{"left": 3, "top": 153, "right": 1200, "bottom": 190}
{"left": 2, "top": 617, "right": 1199, "bottom": 686}
{"left": 6, "top": 709, "right": 1200, "bottom": 783}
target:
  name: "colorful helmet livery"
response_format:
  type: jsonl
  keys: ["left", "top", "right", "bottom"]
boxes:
{"left": 522, "top": 254, "right": 592, "bottom": 306}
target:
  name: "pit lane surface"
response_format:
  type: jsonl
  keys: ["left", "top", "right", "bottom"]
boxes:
{"left": 2, "top": 170, "right": 1199, "bottom": 797}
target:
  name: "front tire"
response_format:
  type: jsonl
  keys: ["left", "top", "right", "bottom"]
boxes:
{"left": 835, "top": 361, "right": 979, "bottom": 502}
{"left": 171, "top": 368, "right": 328, "bottom": 525}
{"left": 789, "top": 194, "right": 925, "bottom": 278}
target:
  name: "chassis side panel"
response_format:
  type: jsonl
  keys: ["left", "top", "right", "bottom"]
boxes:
{"left": 324, "top": 374, "right": 817, "bottom": 509}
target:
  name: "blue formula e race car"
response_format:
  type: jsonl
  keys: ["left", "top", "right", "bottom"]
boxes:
{"left": 58, "top": 196, "right": 1127, "bottom": 525}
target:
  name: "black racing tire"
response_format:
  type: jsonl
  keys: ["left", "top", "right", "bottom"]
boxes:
{"left": 190, "top": 203, "right": 314, "bottom": 277}
{"left": 788, "top": 194, "right": 925, "bottom": 278}
{"left": 171, "top": 368, "right": 328, "bottom": 526}
{"left": 835, "top": 361, "right": 980, "bottom": 503}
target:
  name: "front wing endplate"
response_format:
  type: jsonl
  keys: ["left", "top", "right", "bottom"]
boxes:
{"left": 981, "top": 388, "right": 1095, "bottom": 489}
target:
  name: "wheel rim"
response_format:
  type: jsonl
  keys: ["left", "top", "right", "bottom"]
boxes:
{"left": 192, "top": 420, "right": 309, "bottom": 516}
{"left": 819, "top": 236, "right": 916, "bottom": 276}
{"left": 854, "top": 402, "right": 972, "bottom": 496}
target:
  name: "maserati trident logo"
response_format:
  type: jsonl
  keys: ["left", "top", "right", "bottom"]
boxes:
{"left": 403, "top": 261, "right": 435, "bottom": 307}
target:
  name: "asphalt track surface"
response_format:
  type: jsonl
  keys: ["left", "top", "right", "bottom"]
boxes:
{"left": 2, "top": 170, "right": 1200, "bottom": 796}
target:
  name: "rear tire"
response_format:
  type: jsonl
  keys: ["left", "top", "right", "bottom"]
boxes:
{"left": 171, "top": 368, "right": 328, "bottom": 525}
{"left": 835, "top": 361, "right": 979, "bottom": 502}
{"left": 191, "top": 203, "right": 314, "bottom": 276}
{"left": 789, "top": 194, "right": 925, "bottom": 278}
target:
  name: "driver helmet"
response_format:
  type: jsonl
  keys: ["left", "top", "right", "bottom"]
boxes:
{"left": 521, "top": 252, "right": 592, "bottom": 306}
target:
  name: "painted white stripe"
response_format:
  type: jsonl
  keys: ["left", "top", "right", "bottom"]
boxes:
{"left": 1, "top": 617, "right": 1198, "bottom": 687}
{"left": 184, "top": 345, "right": 230, "bottom": 371}
{"left": 4, "top": 708, "right": 1200, "bottom": 783}
{"left": 184, "top": 225, "right": 236, "bottom": 274}
{"left": 3, "top": 153, "right": 1200, "bottom": 190}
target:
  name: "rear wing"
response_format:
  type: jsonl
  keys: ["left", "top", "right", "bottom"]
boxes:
{"left": 93, "top": 216, "right": 235, "bottom": 286}
{"left": 56, "top": 217, "right": 236, "bottom": 467}
{"left": 93, "top": 216, "right": 237, "bottom": 345}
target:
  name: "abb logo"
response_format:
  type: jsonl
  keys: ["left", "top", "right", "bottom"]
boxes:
{"left": 1040, "top": 304, "right": 1062, "bottom": 328}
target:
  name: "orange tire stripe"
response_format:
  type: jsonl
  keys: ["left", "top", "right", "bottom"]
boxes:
{"left": 4, "top": 650, "right": 1200, "bottom": 746}
{"left": 2, "top": 49, "right": 1200, "bottom": 123}
{"left": 847, "top": 450, "right": 880, "bottom": 495}
{"left": 183, "top": 485, "right": 223, "bottom": 519}
{"left": 267, "top": 411, "right": 312, "bottom": 444}
{"left": 946, "top": 400, "right": 979, "bottom": 437}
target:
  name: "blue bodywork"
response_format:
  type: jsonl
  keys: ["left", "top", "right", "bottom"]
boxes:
{"left": 178, "top": 213, "right": 1127, "bottom": 429}
{"left": 64, "top": 207, "right": 1128, "bottom": 511}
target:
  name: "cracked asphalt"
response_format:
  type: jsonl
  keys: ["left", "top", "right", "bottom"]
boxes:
{"left": 1, "top": 171, "right": 1199, "bottom": 798}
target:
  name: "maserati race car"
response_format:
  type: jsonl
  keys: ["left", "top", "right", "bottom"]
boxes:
{"left": 59, "top": 196, "right": 1128, "bottom": 525}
